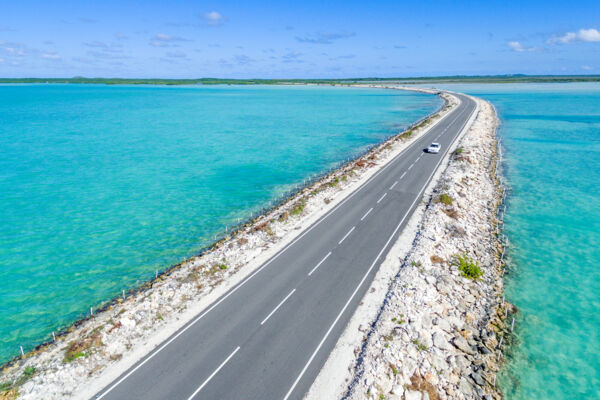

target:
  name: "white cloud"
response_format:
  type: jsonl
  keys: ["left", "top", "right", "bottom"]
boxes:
{"left": 582, "top": 65, "right": 593, "bottom": 70}
{"left": 150, "top": 33, "right": 190, "bottom": 47}
{"left": 296, "top": 31, "right": 356, "bottom": 44}
{"left": 41, "top": 51, "right": 60, "bottom": 60}
{"left": 548, "top": 28, "right": 600, "bottom": 44}
{"left": 508, "top": 41, "right": 537, "bottom": 52}
{"left": 203, "top": 11, "right": 224, "bottom": 26}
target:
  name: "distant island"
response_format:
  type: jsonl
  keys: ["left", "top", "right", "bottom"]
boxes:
{"left": 1, "top": 74, "right": 600, "bottom": 85}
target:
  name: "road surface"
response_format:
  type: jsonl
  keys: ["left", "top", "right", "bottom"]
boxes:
{"left": 94, "top": 92, "right": 476, "bottom": 400}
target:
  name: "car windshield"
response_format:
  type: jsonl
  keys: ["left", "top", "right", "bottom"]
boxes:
{"left": 431, "top": 144, "right": 439, "bottom": 147}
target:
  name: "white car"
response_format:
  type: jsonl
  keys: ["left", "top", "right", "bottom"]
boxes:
{"left": 427, "top": 142, "right": 441, "bottom": 154}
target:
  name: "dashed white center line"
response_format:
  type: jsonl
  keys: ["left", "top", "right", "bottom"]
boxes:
{"left": 389, "top": 181, "right": 398, "bottom": 190}
{"left": 408, "top": 163, "right": 414, "bottom": 170}
{"left": 400, "top": 172, "right": 407, "bottom": 179}
{"left": 360, "top": 207, "right": 373, "bottom": 221}
{"left": 261, "top": 289, "right": 296, "bottom": 325}
{"left": 308, "top": 252, "right": 332, "bottom": 276}
{"left": 338, "top": 226, "right": 355, "bottom": 245}
{"left": 377, "top": 192, "right": 387, "bottom": 204}
{"left": 186, "top": 346, "right": 241, "bottom": 400}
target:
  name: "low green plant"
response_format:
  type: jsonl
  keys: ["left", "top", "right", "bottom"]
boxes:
{"left": 453, "top": 147, "right": 464, "bottom": 155}
{"left": 438, "top": 193, "right": 453, "bottom": 206}
{"left": 453, "top": 252, "right": 483, "bottom": 280}
{"left": 412, "top": 339, "right": 428, "bottom": 351}
{"left": 328, "top": 177, "right": 340, "bottom": 187}
{"left": 219, "top": 263, "right": 227, "bottom": 270}
{"left": 291, "top": 198, "right": 306, "bottom": 215}
{"left": 23, "top": 366, "right": 35, "bottom": 378}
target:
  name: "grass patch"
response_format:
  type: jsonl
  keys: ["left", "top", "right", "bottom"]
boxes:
{"left": 64, "top": 327, "right": 103, "bottom": 362}
{"left": 328, "top": 177, "right": 340, "bottom": 188}
{"left": 219, "top": 263, "right": 227, "bottom": 270}
{"left": 412, "top": 339, "right": 429, "bottom": 351}
{"left": 291, "top": 198, "right": 306, "bottom": 216}
{"left": 452, "top": 252, "right": 483, "bottom": 280}
{"left": 437, "top": 193, "right": 453, "bottom": 206}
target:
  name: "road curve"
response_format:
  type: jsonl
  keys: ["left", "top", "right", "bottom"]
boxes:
{"left": 94, "top": 92, "right": 477, "bottom": 400}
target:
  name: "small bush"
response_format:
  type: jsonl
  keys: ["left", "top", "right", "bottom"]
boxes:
{"left": 453, "top": 252, "right": 483, "bottom": 280}
{"left": 291, "top": 199, "right": 306, "bottom": 215}
{"left": 412, "top": 339, "right": 428, "bottom": 351}
{"left": 437, "top": 193, "right": 453, "bottom": 206}
{"left": 453, "top": 147, "right": 464, "bottom": 156}
{"left": 219, "top": 264, "right": 227, "bottom": 270}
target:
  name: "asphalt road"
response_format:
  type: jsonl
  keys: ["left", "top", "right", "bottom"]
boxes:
{"left": 94, "top": 93, "right": 476, "bottom": 400}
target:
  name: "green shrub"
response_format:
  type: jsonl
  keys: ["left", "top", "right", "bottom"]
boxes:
{"left": 438, "top": 193, "right": 453, "bottom": 206}
{"left": 453, "top": 252, "right": 483, "bottom": 280}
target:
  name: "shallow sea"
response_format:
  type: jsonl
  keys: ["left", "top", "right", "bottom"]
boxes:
{"left": 424, "top": 82, "right": 600, "bottom": 399}
{"left": 0, "top": 84, "right": 441, "bottom": 364}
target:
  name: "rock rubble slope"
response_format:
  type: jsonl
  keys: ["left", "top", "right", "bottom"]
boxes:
{"left": 342, "top": 98, "right": 512, "bottom": 400}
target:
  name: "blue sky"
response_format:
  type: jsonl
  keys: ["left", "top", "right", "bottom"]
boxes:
{"left": 0, "top": 0, "right": 599, "bottom": 78}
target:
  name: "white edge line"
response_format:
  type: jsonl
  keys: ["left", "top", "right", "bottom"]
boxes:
{"left": 282, "top": 96, "right": 476, "bottom": 400}
{"left": 338, "top": 226, "right": 356, "bottom": 245}
{"left": 186, "top": 346, "right": 241, "bottom": 400}
{"left": 260, "top": 289, "right": 296, "bottom": 325}
{"left": 308, "top": 252, "right": 332, "bottom": 276}
{"left": 360, "top": 207, "right": 373, "bottom": 221}
{"left": 94, "top": 95, "right": 465, "bottom": 399}
{"left": 376, "top": 192, "right": 387, "bottom": 204}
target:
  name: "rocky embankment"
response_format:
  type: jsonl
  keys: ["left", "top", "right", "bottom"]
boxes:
{"left": 342, "top": 98, "right": 513, "bottom": 400}
{"left": 0, "top": 89, "right": 457, "bottom": 400}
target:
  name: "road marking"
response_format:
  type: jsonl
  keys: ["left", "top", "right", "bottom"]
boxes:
{"left": 260, "top": 289, "right": 296, "bottom": 325}
{"left": 377, "top": 192, "right": 387, "bottom": 203}
{"left": 282, "top": 97, "right": 476, "bottom": 400}
{"left": 416, "top": 155, "right": 422, "bottom": 161}
{"left": 308, "top": 252, "right": 332, "bottom": 276}
{"left": 186, "top": 346, "right": 240, "bottom": 400}
{"left": 93, "top": 97, "right": 470, "bottom": 400}
{"left": 338, "top": 226, "right": 355, "bottom": 245}
{"left": 408, "top": 163, "right": 414, "bottom": 170}
{"left": 400, "top": 172, "right": 407, "bottom": 180}
{"left": 389, "top": 181, "right": 398, "bottom": 190}
{"left": 360, "top": 207, "right": 373, "bottom": 221}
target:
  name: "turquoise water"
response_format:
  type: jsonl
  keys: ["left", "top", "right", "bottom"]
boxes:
{"left": 425, "top": 83, "right": 600, "bottom": 399}
{"left": 0, "top": 84, "right": 441, "bottom": 364}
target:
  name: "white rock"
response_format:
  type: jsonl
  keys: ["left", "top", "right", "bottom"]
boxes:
{"left": 404, "top": 390, "right": 422, "bottom": 400}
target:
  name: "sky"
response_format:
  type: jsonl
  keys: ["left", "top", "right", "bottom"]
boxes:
{"left": 0, "top": 0, "right": 599, "bottom": 78}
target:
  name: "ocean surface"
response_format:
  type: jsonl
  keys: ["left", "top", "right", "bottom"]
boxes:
{"left": 424, "top": 83, "right": 600, "bottom": 399}
{"left": 0, "top": 84, "right": 441, "bottom": 364}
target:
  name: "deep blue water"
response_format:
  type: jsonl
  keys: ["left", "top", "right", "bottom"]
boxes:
{"left": 0, "top": 84, "right": 441, "bottom": 364}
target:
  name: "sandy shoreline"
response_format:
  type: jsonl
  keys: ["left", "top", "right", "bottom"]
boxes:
{"left": 0, "top": 86, "right": 460, "bottom": 400}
